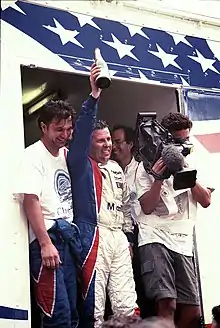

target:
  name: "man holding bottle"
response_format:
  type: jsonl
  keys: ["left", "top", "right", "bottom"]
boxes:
{"left": 67, "top": 63, "right": 139, "bottom": 328}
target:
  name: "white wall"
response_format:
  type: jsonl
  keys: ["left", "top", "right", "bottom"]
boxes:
{"left": 0, "top": 22, "right": 30, "bottom": 324}
{"left": 192, "top": 121, "right": 220, "bottom": 324}
{"left": 0, "top": 20, "right": 76, "bottom": 326}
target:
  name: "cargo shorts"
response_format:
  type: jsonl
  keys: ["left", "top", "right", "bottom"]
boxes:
{"left": 139, "top": 243, "right": 200, "bottom": 305}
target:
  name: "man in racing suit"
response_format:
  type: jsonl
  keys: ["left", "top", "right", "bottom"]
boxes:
{"left": 67, "top": 64, "right": 139, "bottom": 328}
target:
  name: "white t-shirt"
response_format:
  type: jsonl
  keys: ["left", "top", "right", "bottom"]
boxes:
{"left": 14, "top": 140, "right": 73, "bottom": 243}
{"left": 124, "top": 157, "right": 141, "bottom": 223}
{"left": 135, "top": 161, "right": 201, "bottom": 256}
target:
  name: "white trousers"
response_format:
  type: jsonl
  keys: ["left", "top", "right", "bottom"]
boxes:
{"left": 94, "top": 226, "right": 138, "bottom": 327}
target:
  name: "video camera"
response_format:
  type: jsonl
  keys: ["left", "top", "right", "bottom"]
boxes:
{"left": 135, "top": 112, "right": 197, "bottom": 190}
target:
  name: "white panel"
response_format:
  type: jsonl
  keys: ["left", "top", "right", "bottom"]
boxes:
{"left": 0, "top": 19, "right": 76, "bottom": 325}
{"left": 0, "top": 319, "right": 30, "bottom": 328}
{"left": 132, "top": 0, "right": 220, "bottom": 21}
{"left": 0, "top": 27, "right": 30, "bottom": 322}
{"left": 192, "top": 121, "right": 220, "bottom": 324}
{"left": 196, "top": 190, "right": 220, "bottom": 324}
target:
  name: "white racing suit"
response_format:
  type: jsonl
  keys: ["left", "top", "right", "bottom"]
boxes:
{"left": 67, "top": 96, "right": 139, "bottom": 328}
{"left": 95, "top": 160, "right": 139, "bottom": 326}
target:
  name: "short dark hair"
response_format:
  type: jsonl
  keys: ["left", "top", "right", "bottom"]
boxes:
{"left": 161, "top": 112, "right": 192, "bottom": 133}
{"left": 212, "top": 305, "right": 220, "bottom": 324}
{"left": 93, "top": 120, "right": 109, "bottom": 131}
{"left": 38, "top": 100, "right": 76, "bottom": 130}
{"left": 112, "top": 125, "right": 135, "bottom": 144}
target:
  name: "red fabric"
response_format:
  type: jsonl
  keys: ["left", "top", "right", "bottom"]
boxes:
{"left": 34, "top": 265, "right": 56, "bottom": 317}
{"left": 195, "top": 133, "right": 220, "bottom": 153}
{"left": 82, "top": 227, "right": 99, "bottom": 299}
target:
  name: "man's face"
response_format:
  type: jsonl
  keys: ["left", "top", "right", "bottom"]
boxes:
{"left": 41, "top": 116, "right": 73, "bottom": 149}
{"left": 212, "top": 320, "right": 218, "bottom": 328}
{"left": 172, "top": 128, "right": 190, "bottom": 143}
{"left": 112, "top": 129, "right": 133, "bottom": 162}
{"left": 90, "top": 127, "right": 112, "bottom": 164}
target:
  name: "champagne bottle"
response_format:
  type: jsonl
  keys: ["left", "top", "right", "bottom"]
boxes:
{"left": 94, "top": 48, "right": 111, "bottom": 89}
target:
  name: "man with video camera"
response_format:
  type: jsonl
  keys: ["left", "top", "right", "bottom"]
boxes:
{"left": 135, "top": 112, "right": 212, "bottom": 328}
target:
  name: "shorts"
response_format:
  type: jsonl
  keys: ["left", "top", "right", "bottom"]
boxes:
{"left": 139, "top": 243, "right": 200, "bottom": 305}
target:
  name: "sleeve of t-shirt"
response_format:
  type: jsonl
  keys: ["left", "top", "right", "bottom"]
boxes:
{"left": 13, "top": 152, "right": 44, "bottom": 202}
{"left": 135, "top": 162, "right": 153, "bottom": 200}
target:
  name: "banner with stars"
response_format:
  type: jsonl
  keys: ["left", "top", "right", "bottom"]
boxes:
{"left": 1, "top": 0, "right": 220, "bottom": 89}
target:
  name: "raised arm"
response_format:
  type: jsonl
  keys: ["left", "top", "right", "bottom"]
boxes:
{"left": 67, "top": 65, "right": 101, "bottom": 175}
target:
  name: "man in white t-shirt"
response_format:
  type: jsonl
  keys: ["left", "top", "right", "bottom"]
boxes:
{"left": 111, "top": 125, "right": 149, "bottom": 317}
{"left": 135, "top": 112, "right": 212, "bottom": 328}
{"left": 14, "top": 100, "right": 81, "bottom": 328}
{"left": 111, "top": 125, "right": 141, "bottom": 223}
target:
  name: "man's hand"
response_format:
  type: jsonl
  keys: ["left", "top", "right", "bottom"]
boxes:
{"left": 151, "top": 158, "right": 166, "bottom": 179}
{"left": 41, "top": 242, "right": 61, "bottom": 269}
{"left": 90, "top": 63, "right": 102, "bottom": 99}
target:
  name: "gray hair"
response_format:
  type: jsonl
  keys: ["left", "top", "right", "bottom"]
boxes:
{"left": 101, "top": 315, "right": 175, "bottom": 328}
{"left": 133, "top": 317, "right": 175, "bottom": 328}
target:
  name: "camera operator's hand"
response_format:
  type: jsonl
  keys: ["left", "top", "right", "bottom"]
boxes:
{"left": 90, "top": 63, "right": 101, "bottom": 99}
{"left": 151, "top": 158, "right": 166, "bottom": 180}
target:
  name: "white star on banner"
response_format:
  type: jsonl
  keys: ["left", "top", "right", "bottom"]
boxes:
{"left": 180, "top": 76, "right": 190, "bottom": 86}
{"left": 1, "top": 1, "right": 26, "bottom": 14}
{"left": 124, "top": 24, "right": 149, "bottom": 39}
{"left": 130, "top": 70, "right": 149, "bottom": 82}
{"left": 138, "top": 70, "right": 149, "bottom": 81}
{"left": 188, "top": 49, "right": 219, "bottom": 74}
{"left": 74, "top": 13, "right": 101, "bottom": 30}
{"left": 102, "top": 34, "right": 139, "bottom": 61}
{"left": 171, "top": 33, "right": 192, "bottom": 47}
{"left": 43, "top": 18, "right": 84, "bottom": 47}
{"left": 149, "top": 44, "right": 181, "bottom": 70}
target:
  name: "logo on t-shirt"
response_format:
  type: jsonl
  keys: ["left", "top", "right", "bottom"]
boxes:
{"left": 54, "top": 169, "right": 72, "bottom": 218}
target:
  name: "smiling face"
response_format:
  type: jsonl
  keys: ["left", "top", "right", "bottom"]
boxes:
{"left": 41, "top": 116, "right": 73, "bottom": 150}
{"left": 90, "top": 127, "right": 112, "bottom": 164}
{"left": 111, "top": 128, "right": 133, "bottom": 163}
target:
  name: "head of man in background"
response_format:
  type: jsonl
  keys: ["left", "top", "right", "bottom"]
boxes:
{"left": 111, "top": 125, "right": 135, "bottom": 170}
{"left": 160, "top": 112, "right": 192, "bottom": 143}
{"left": 101, "top": 315, "right": 174, "bottom": 328}
{"left": 212, "top": 305, "right": 220, "bottom": 328}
